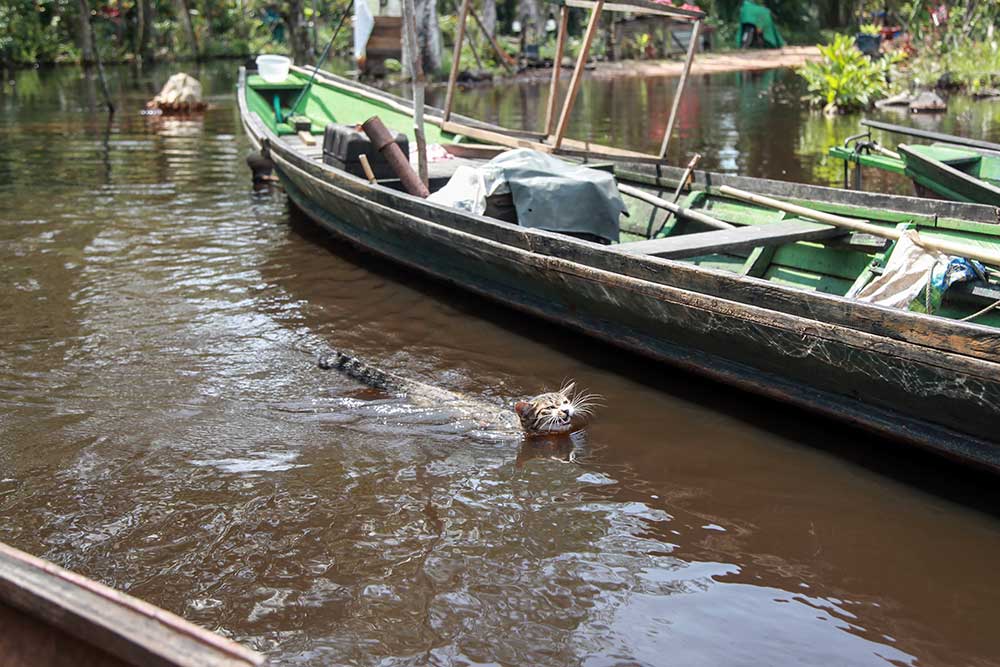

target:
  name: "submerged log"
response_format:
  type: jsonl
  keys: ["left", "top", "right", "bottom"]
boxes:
{"left": 144, "top": 73, "right": 208, "bottom": 115}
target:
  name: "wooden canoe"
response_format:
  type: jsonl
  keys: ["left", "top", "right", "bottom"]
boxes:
{"left": 830, "top": 121, "right": 1000, "bottom": 204}
{"left": 238, "top": 66, "right": 1000, "bottom": 472}
{"left": 0, "top": 541, "right": 264, "bottom": 667}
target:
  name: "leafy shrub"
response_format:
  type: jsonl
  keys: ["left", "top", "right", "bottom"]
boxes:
{"left": 858, "top": 23, "right": 881, "bottom": 36}
{"left": 799, "top": 34, "right": 900, "bottom": 113}
{"left": 902, "top": 40, "right": 1000, "bottom": 93}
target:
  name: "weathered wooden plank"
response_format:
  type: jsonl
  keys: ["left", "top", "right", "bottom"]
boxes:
{"left": 0, "top": 542, "right": 263, "bottom": 667}
{"left": 740, "top": 246, "right": 775, "bottom": 278}
{"left": 614, "top": 220, "right": 843, "bottom": 258}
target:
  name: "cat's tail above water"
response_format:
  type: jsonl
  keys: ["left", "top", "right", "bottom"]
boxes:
{"left": 318, "top": 349, "right": 404, "bottom": 393}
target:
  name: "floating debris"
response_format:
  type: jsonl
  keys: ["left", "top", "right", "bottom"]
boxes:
{"left": 143, "top": 72, "right": 208, "bottom": 115}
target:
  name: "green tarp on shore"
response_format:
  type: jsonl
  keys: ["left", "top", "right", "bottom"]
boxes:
{"left": 737, "top": 1, "right": 785, "bottom": 49}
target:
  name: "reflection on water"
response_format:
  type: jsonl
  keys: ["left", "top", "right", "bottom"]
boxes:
{"left": 2, "top": 62, "right": 1000, "bottom": 666}
{"left": 425, "top": 67, "right": 1000, "bottom": 195}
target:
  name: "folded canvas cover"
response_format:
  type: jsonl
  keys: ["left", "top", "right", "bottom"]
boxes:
{"left": 429, "top": 149, "right": 626, "bottom": 244}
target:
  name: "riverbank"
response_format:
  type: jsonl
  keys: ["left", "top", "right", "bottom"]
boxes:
{"left": 427, "top": 46, "right": 823, "bottom": 89}
{"left": 591, "top": 46, "right": 821, "bottom": 79}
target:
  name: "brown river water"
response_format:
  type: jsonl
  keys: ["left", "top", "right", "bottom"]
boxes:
{"left": 2, "top": 62, "right": 1000, "bottom": 666}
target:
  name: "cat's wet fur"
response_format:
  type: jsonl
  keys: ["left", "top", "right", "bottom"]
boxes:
{"left": 318, "top": 350, "right": 597, "bottom": 437}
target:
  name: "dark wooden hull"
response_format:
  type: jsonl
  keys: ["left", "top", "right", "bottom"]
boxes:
{"left": 239, "top": 73, "right": 1000, "bottom": 472}
{"left": 0, "top": 542, "right": 263, "bottom": 667}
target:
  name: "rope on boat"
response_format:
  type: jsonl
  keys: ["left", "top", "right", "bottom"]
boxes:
{"left": 959, "top": 298, "right": 1000, "bottom": 322}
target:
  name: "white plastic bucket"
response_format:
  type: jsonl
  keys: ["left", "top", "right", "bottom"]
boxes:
{"left": 256, "top": 55, "right": 291, "bottom": 83}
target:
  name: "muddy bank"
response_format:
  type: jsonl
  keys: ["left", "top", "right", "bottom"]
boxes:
{"left": 591, "top": 46, "right": 821, "bottom": 79}
{"left": 423, "top": 46, "right": 822, "bottom": 90}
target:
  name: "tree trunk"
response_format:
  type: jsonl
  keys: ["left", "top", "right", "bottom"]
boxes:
{"left": 76, "top": 0, "right": 95, "bottom": 65}
{"left": 173, "top": 0, "right": 200, "bottom": 59}
{"left": 403, "top": 0, "right": 442, "bottom": 76}
{"left": 283, "top": 0, "right": 312, "bottom": 64}
{"left": 136, "top": 0, "right": 155, "bottom": 63}
{"left": 482, "top": 0, "right": 496, "bottom": 37}
{"left": 519, "top": 0, "right": 541, "bottom": 45}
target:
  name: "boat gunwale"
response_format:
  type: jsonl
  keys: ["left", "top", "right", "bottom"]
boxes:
{"left": 237, "top": 69, "right": 1000, "bottom": 365}
{"left": 0, "top": 541, "right": 264, "bottom": 667}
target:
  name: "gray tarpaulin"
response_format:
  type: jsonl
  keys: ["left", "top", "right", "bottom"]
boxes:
{"left": 428, "top": 148, "right": 626, "bottom": 244}
{"left": 492, "top": 149, "right": 626, "bottom": 244}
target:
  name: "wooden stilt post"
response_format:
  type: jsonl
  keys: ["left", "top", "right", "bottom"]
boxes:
{"left": 443, "top": 0, "right": 471, "bottom": 123}
{"left": 657, "top": 19, "right": 700, "bottom": 161}
{"left": 544, "top": 5, "right": 569, "bottom": 137}
{"left": 551, "top": 0, "right": 603, "bottom": 151}
{"left": 403, "top": 0, "right": 428, "bottom": 186}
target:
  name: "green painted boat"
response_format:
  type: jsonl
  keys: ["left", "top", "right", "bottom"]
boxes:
{"left": 830, "top": 120, "right": 1000, "bottom": 204}
{"left": 239, "top": 62, "right": 1000, "bottom": 471}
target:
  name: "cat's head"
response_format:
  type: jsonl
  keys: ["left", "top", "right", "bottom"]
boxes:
{"left": 514, "top": 382, "right": 599, "bottom": 435}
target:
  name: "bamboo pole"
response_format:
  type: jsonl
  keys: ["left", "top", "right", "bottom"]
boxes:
{"left": 403, "top": 0, "right": 428, "bottom": 186}
{"left": 619, "top": 182, "right": 733, "bottom": 231}
{"left": 442, "top": 0, "right": 471, "bottom": 123}
{"left": 657, "top": 19, "right": 700, "bottom": 161}
{"left": 552, "top": 0, "right": 604, "bottom": 150}
{"left": 544, "top": 5, "right": 569, "bottom": 137}
{"left": 718, "top": 185, "right": 1000, "bottom": 267}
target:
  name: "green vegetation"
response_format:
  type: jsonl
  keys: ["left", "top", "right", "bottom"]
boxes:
{"left": 799, "top": 0, "right": 1000, "bottom": 110}
{"left": 799, "top": 34, "right": 899, "bottom": 113}
{"left": 903, "top": 40, "right": 1000, "bottom": 95}
{"left": 0, "top": 0, "right": 348, "bottom": 68}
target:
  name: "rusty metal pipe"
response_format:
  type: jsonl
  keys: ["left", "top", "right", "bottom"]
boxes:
{"left": 361, "top": 116, "right": 429, "bottom": 198}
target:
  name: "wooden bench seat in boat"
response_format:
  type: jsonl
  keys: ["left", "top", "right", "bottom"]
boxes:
{"left": 613, "top": 219, "right": 844, "bottom": 259}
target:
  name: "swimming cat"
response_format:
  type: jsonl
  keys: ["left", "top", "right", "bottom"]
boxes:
{"left": 317, "top": 349, "right": 597, "bottom": 437}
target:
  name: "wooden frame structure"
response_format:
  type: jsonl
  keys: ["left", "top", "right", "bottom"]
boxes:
{"left": 442, "top": 0, "right": 704, "bottom": 162}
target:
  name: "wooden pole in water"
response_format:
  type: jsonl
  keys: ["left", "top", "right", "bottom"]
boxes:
{"left": 403, "top": 0, "right": 428, "bottom": 186}
{"left": 658, "top": 19, "right": 700, "bottom": 161}
{"left": 719, "top": 185, "right": 1000, "bottom": 267}
{"left": 79, "top": 0, "right": 115, "bottom": 114}
{"left": 442, "top": 0, "right": 471, "bottom": 123}
{"left": 544, "top": 5, "right": 569, "bottom": 137}
{"left": 552, "top": 0, "right": 604, "bottom": 150}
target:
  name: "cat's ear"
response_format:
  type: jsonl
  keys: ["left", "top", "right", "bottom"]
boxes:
{"left": 561, "top": 381, "right": 576, "bottom": 396}
{"left": 515, "top": 401, "right": 531, "bottom": 416}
